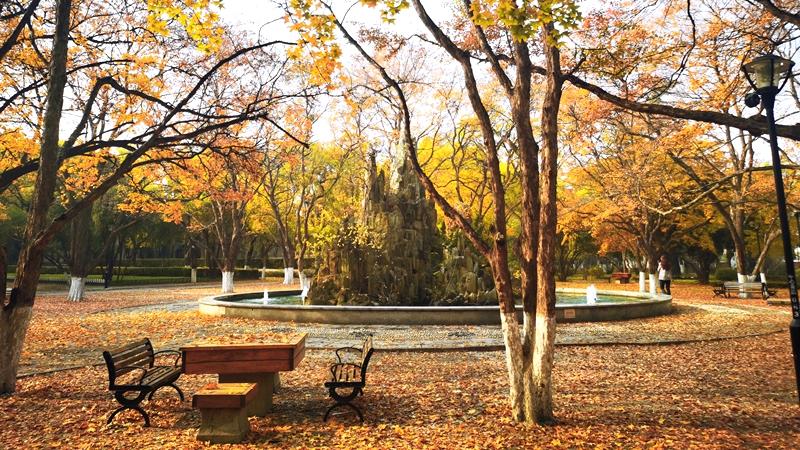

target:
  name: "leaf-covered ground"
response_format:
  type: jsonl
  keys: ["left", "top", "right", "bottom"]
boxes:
{"left": 1, "top": 280, "right": 799, "bottom": 448}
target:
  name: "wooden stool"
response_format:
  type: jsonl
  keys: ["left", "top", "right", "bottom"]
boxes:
{"left": 193, "top": 383, "right": 257, "bottom": 444}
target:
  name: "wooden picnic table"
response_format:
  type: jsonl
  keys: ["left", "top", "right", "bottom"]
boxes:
{"left": 180, "top": 333, "right": 306, "bottom": 416}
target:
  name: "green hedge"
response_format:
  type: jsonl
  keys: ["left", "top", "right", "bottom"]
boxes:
{"left": 7, "top": 267, "right": 290, "bottom": 280}
{"left": 131, "top": 257, "right": 313, "bottom": 269}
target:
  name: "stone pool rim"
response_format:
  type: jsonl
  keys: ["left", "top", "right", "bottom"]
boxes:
{"left": 198, "top": 288, "right": 672, "bottom": 325}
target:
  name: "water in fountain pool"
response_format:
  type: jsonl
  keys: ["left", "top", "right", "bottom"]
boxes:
{"left": 238, "top": 292, "right": 639, "bottom": 306}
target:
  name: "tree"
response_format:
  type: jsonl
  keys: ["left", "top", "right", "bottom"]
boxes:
{"left": 1, "top": 0, "right": 72, "bottom": 395}
{"left": 176, "top": 138, "right": 268, "bottom": 293}
{"left": 286, "top": 0, "right": 580, "bottom": 423}
{"left": 55, "top": 153, "right": 145, "bottom": 300}
{"left": 257, "top": 101, "right": 351, "bottom": 287}
{"left": 561, "top": 103, "right": 714, "bottom": 292}
{"left": 1, "top": 0, "right": 305, "bottom": 392}
{"left": 549, "top": 1, "right": 800, "bottom": 141}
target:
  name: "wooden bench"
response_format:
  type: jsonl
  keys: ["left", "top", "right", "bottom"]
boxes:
{"left": 193, "top": 383, "right": 256, "bottom": 444}
{"left": 102, "top": 338, "right": 184, "bottom": 426}
{"left": 712, "top": 281, "right": 775, "bottom": 299}
{"left": 609, "top": 272, "right": 632, "bottom": 284}
{"left": 323, "top": 335, "right": 374, "bottom": 422}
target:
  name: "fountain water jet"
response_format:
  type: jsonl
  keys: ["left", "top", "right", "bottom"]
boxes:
{"left": 586, "top": 284, "right": 598, "bottom": 304}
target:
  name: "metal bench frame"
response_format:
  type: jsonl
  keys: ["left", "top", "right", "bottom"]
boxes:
{"left": 323, "top": 335, "right": 374, "bottom": 422}
{"left": 102, "top": 338, "right": 184, "bottom": 426}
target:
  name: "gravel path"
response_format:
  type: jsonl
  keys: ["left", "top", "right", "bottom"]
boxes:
{"left": 114, "top": 298, "right": 790, "bottom": 348}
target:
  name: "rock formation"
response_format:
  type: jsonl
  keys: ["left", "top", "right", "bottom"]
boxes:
{"left": 308, "top": 154, "right": 441, "bottom": 305}
{"left": 432, "top": 230, "right": 496, "bottom": 305}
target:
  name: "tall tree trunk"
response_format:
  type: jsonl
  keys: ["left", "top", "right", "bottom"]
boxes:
{"left": 1, "top": 246, "right": 7, "bottom": 301}
{"left": 244, "top": 237, "right": 255, "bottom": 269}
{"left": 220, "top": 240, "right": 238, "bottom": 293}
{"left": 732, "top": 220, "right": 748, "bottom": 280}
{"left": 281, "top": 243, "right": 295, "bottom": 285}
{"left": 531, "top": 26, "right": 562, "bottom": 424}
{"left": 751, "top": 229, "right": 780, "bottom": 277}
{"left": 333, "top": 0, "right": 539, "bottom": 423}
{"left": 507, "top": 38, "right": 540, "bottom": 420}
{"left": 1, "top": 0, "right": 71, "bottom": 394}
{"left": 186, "top": 235, "right": 198, "bottom": 283}
{"left": 103, "top": 237, "right": 117, "bottom": 288}
{"left": 67, "top": 204, "right": 92, "bottom": 301}
{"left": 202, "top": 230, "right": 218, "bottom": 270}
{"left": 217, "top": 209, "right": 242, "bottom": 294}
{"left": 647, "top": 251, "right": 659, "bottom": 295}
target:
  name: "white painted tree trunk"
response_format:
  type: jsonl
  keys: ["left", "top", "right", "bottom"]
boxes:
{"left": 190, "top": 268, "right": 197, "bottom": 283}
{"left": 283, "top": 267, "right": 294, "bottom": 285}
{"left": 737, "top": 273, "right": 746, "bottom": 283}
{"left": 67, "top": 277, "right": 86, "bottom": 302}
{"left": 649, "top": 273, "right": 656, "bottom": 296}
{"left": 299, "top": 272, "right": 308, "bottom": 289}
{"left": 760, "top": 273, "right": 767, "bottom": 283}
{"left": 221, "top": 271, "right": 234, "bottom": 293}
{"left": 498, "top": 309, "right": 526, "bottom": 421}
{"left": 532, "top": 313, "right": 557, "bottom": 422}
{"left": 260, "top": 266, "right": 266, "bottom": 279}
{"left": 639, "top": 271, "right": 646, "bottom": 292}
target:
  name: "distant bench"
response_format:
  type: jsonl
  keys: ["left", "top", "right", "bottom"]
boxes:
{"left": 609, "top": 272, "right": 632, "bottom": 284}
{"left": 712, "top": 281, "right": 776, "bottom": 300}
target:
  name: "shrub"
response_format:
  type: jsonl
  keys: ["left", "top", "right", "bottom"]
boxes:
{"left": 585, "top": 265, "right": 607, "bottom": 280}
{"left": 713, "top": 267, "right": 738, "bottom": 282}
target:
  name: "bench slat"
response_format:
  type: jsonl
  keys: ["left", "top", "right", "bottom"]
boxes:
{"left": 111, "top": 345, "right": 150, "bottom": 363}
{"left": 109, "top": 345, "right": 151, "bottom": 366}
{"left": 107, "top": 338, "right": 149, "bottom": 356}
{"left": 141, "top": 366, "right": 179, "bottom": 385}
{"left": 113, "top": 354, "right": 153, "bottom": 373}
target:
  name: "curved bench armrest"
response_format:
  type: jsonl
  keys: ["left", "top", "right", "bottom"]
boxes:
{"left": 335, "top": 347, "right": 362, "bottom": 363}
{"left": 153, "top": 350, "right": 182, "bottom": 367}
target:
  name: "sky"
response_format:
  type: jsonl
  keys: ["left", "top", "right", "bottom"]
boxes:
{"left": 218, "top": 0, "right": 453, "bottom": 37}
{"left": 216, "top": 1, "right": 459, "bottom": 144}
{"left": 213, "top": 1, "right": 796, "bottom": 166}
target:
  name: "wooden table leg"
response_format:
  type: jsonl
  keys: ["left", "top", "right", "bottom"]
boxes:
{"left": 197, "top": 406, "right": 249, "bottom": 444}
{"left": 218, "top": 373, "right": 274, "bottom": 417}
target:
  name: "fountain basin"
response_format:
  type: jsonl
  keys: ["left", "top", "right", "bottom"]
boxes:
{"left": 198, "top": 288, "right": 672, "bottom": 325}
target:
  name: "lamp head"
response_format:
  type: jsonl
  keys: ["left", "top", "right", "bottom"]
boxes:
{"left": 742, "top": 54, "right": 795, "bottom": 96}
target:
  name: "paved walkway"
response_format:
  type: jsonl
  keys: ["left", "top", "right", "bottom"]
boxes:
{"left": 17, "top": 296, "right": 791, "bottom": 377}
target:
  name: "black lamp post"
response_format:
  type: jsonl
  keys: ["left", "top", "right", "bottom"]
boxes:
{"left": 742, "top": 53, "right": 800, "bottom": 402}
{"left": 795, "top": 211, "right": 800, "bottom": 247}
